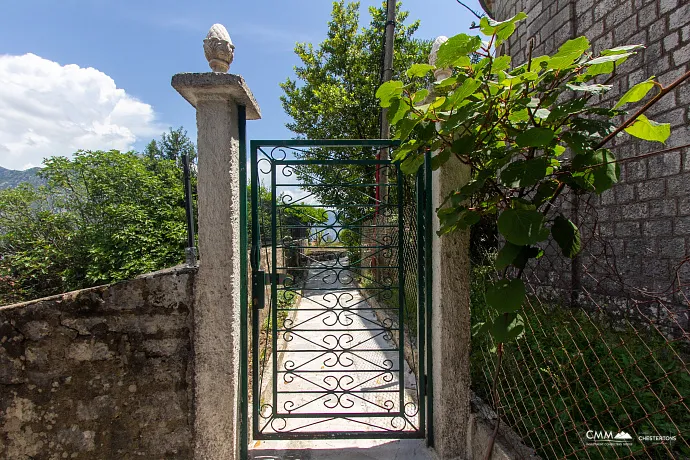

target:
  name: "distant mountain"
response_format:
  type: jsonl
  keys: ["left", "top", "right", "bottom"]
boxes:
{"left": 0, "top": 166, "right": 44, "bottom": 190}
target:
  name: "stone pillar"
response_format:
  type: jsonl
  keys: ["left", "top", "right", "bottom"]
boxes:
{"left": 172, "top": 24, "right": 261, "bottom": 460}
{"left": 429, "top": 36, "right": 473, "bottom": 460}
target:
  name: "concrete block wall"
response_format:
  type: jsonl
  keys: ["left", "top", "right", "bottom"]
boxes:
{"left": 0, "top": 266, "right": 195, "bottom": 459}
{"left": 492, "top": 0, "right": 690, "bottom": 306}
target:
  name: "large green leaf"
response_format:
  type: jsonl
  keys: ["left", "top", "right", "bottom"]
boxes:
{"left": 584, "top": 51, "right": 636, "bottom": 76}
{"left": 387, "top": 98, "right": 411, "bottom": 124}
{"left": 491, "top": 312, "right": 526, "bottom": 343}
{"left": 624, "top": 114, "right": 670, "bottom": 143}
{"left": 479, "top": 12, "right": 527, "bottom": 46}
{"left": 546, "top": 99, "right": 587, "bottom": 122}
{"left": 614, "top": 77, "right": 656, "bottom": 108}
{"left": 406, "top": 63, "right": 435, "bottom": 78}
{"left": 495, "top": 242, "right": 523, "bottom": 270}
{"left": 566, "top": 83, "right": 612, "bottom": 94}
{"left": 446, "top": 78, "right": 482, "bottom": 106}
{"left": 500, "top": 158, "right": 549, "bottom": 187}
{"left": 400, "top": 153, "right": 425, "bottom": 174}
{"left": 515, "top": 127, "right": 555, "bottom": 147}
{"left": 548, "top": 37, "right": 590, "bottom": 70}
{"left": 498, "top": 208, "right": 550, "bottom": 245}
{"left": 376, "top": 80, "right": 404, "bottom": 108}
{"left": 532, "top": 179, "right": 560, "bottom": 206}
{"left": 492, "top": 55, "right": 512, "bottom": 72}
{"left": 551, "top": 215, "right": 581, "bottom": 258}
{"left": 572, "top": 149, "right": 620, "bottom": 193}
{"left": 436, "top": 34, "right": 483, "bottom": 68}
{"left": 486, "top": 278, "right": 526, "bottom": 313}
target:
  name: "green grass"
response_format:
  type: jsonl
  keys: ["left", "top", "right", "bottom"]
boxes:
{"left": 470, "top": 265, "right": 690, "bottom": 459}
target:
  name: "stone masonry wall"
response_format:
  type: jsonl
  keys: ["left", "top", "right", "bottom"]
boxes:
{"left": 0, "top": 266, "right": 196, "bottom": 460}
{"left": 490, "top": 0, "right": 690, "bottom": 302}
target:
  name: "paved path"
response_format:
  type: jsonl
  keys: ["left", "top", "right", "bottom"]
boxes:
{"left": 250, "top": 256, "right": 432, "bottom": 459}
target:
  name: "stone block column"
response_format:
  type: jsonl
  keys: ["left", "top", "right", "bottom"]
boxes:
{"left": 172, "top": 24, "right": 261, "bottom": 460}
{"left": 428, "top": 36, "right": 473, "bottom": 460}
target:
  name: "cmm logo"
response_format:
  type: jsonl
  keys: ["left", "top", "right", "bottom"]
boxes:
{"left": 585, "top": 430, "right": 634, "bottom": 446}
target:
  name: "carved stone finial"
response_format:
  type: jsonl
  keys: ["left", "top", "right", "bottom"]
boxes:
{"left": 429, "top": 36, "right": 452, "bottom": 81}
{"left": 204, "top": 24, "right": 235, "bottom": 73}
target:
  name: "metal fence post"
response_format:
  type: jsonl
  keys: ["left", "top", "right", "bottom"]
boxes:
{"left": 182, "top": 153, "right": 197, "bottom": 267}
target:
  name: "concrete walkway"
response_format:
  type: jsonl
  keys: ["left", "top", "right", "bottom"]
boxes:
{"left": 250, "top": 256, "right": 432, "bottom": 459}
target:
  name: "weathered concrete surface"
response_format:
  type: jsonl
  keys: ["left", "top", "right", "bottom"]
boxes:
{"left": 250, "top": 439, "right": 434, "bottom": 460}
{"left": 173, "top": 71, "right": 260, "bottom": 460}
{"left": 172, "top": 73, "right": 261, "bottom": 120}
{"left": 431, "top": 156, "right": 471, "bottom": 460}
{"left": 0, "top": 266, "right": 195, "bottom": 459}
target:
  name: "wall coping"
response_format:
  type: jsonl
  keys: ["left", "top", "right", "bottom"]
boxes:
{"left": 0, "top": 264, "right": 198, "bottom": 312}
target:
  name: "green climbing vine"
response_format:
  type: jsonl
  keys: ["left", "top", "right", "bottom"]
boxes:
{"left": 377, "top": 13, "right": 690, "bottom": 458}
{"left": 378, "top": 12, "right": 687, "bottom": 347}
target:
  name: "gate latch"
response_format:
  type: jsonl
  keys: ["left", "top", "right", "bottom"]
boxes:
{"left": 252, "top": 272, "right": 294, "bottom": 309}
{"left": 264, "top": 273, "right": 292, "bottom": 285}
{"left": 252, "top": 270, "right": 265, "bottom": 309}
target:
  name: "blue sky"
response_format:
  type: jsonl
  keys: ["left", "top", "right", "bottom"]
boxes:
{"left": 0, "top": 0, "right": 482, "bottom": 170}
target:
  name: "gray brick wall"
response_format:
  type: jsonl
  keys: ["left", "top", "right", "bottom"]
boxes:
{"left": 493, "top": 0, "right": 690, "bottom": 301}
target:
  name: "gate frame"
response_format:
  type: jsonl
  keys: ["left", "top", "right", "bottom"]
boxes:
{"left": 240, "top": 139, "right": 433, "bottom": 450}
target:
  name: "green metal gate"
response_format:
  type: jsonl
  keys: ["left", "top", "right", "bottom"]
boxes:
{"left": 241, "top": 140, "right": 432, "bottom": 442}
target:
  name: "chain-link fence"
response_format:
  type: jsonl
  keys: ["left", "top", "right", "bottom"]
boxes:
{"left": 359, "top": 174, "right": 420, "bottom": 346}
{"left": 471, "top": 188, "right": 690, "bottom": 458}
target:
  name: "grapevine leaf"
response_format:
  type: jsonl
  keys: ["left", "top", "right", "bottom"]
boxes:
{"left": 479, "top": 12, "right": 527, "bottom": 46}
{"left": 498, "top": 208, "right": 550, "bottom": 245}
{"left": 491, "top": 312, "right": 526, "bottom": 343}
{"left": 495, "top": 242, "right": 523, "bottom": 270}
{"left": 600, "top": 44, "right": 645, "bottom": 55}
{"left": 548, "top": 37, "right": 590, "bottom": 70}
{"left": 436, "top": 34, "right": 483, "bottom": 68}
{"left": 551, "top": 215, "right": 582, "bottom": 258}
{"left": 486, "top": 279, "right": 526, "bottom": 313}
{"left": 406, "top": 63, "right": 435, "bottom": 78}
{"left": 500, "top": 158, "right": 549, "bottom": 187}
{"left": 376, "top": 80, "right": 404, "bottom": 108}
{"left": 516, "top": 127, "right": 555, "bottom": 147}
{"left": 532, "top": 179, "right": 560, "bottom": 206}
{"left": 472, "top": 320, "right": 492, "bottom": 337}
{"left": 566, "top": 83, "right": 612, "bottom": 94}
{"left": 447, "top": 78, "right": 482, "bottom": 106}
{"left": 624, "top": 114, "right": 670, "bottom": 143}
{"left": 492, "top": 55, "right": 512, "bottom": 72}
{"left": 614, "top": 77, "right": 656, "bottom": 108}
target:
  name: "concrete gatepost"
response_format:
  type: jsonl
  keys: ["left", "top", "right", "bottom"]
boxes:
{"left": 429, "top": 36, "right": 473, "bottom": 460}
{"left": 172, "top": 24, "right": 261, "bottom": 460}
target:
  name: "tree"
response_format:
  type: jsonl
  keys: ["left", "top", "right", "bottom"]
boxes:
{"left": 280, "top": 1, "right": 431, "bottom": 214}
{"left": 146, "top": 127, "right": 196, "bottom": 165}
{"left": 0, "top": 150, "right": 188, "bottom": 304}
{"left": 248, "top": 184, "right": 328, "bottom": 244}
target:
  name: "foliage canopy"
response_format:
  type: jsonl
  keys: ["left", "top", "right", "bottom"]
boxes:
{"left": 379, "top": 13, "right": 673, "bottom": 348}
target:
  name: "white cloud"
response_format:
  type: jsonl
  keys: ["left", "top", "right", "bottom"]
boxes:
{"left": 0, "top": 53, "right": 162, "bottom": 170}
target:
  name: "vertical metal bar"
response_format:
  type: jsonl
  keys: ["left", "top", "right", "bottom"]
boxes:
{"left": 182, "top": 153, "right": 197, "bottom": 266}
{"left": 397, "top": 164, "right": 405, "bottom": 415}
{"left": 238, "top": 106, "right": 248, "bottom": 460}
{"left": 250, "top": 141, "right": 260, "bottom": 438}
{"left": 271, "top": 163, "right": 278, "bottom": 414}
{"left": 424, "top": 150, "right": 434, "bottom": 446}
{"left": 416, "top": 166, "right": 426, "bottom": 434}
